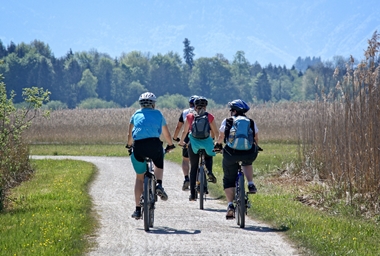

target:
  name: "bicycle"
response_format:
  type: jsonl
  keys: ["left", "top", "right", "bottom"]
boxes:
{"left": 215, "top": 145, "right": 262, "bottom": 228}
{"left": 231, "top": 161, "right": 251, "bottom": 228}
{"left": 127, "top": 144, "right": 175, "bottom": 231}
{"left": 196, "top": 149, "right": 208, "bottom": 210}
{"left": 141, "top": 156, "right": 157, "bottom": 231}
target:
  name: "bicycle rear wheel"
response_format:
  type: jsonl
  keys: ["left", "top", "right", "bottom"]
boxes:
{"left": 149, "top": 180, "right": 156, "bottom": 228}
{"left": 236, "top": 174, "right": 245, "bottom": 228}
{"left": 199, "top": 166, "right": 205, "bottom": 210}
{"left": 143, "top": 176, "right": 151, "bottom": 231}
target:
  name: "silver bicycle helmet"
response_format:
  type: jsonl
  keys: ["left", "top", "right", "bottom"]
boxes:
{"left": 139, "top": 92, "right": 157, "bottom": 107}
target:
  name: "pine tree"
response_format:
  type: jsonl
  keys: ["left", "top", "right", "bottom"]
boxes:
{"left": 183, "top": 38, "right": 195, "bottom": 69}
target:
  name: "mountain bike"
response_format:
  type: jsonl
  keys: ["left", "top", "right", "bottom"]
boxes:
{"left": 196, "top": 149, "right": 208, "bottom": 210}
{"left": 127, "top": 144, "right": 175, "bottom": 232}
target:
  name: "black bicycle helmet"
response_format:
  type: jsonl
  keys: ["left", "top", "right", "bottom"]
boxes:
{"left": 194, "top": 96, "right": 208, "bottom": 107}
{"left": 139, "top": 92, "right": 157, "bottom": 107}
{"left": 228, "top": 99, "right": 250, "bottom": 113}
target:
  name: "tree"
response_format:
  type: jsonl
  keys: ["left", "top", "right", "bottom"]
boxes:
{"left": 119, "top": 51, "right": 150, "bottom": 86}
{"left": 64, "top": 57, "right": 83, "bottom": 108}
{"left": 95, "top": 57, "right": 114, "bottom": 101}
{"left": 77, "top": 69, "right": 98, "bottom": 101}
{"left": 7, "top": 41, "right": 16, "bottom": 54}
{"left": 189, "top": 57, "right": 235, "bottom": 103}
{"left": 183, "top": 38, "right": 195, "bottom": 69}
{"left": 149, "top": 52, "right": 183, "bottom": 96}
{"left": 0, "top": 40, "right": 7, "bottom": 58}
{"left": 254, "top": 70, "right": 271, "bottom": 102}
{"left": 231, "top": 51, "right": 251, "bottom": 99}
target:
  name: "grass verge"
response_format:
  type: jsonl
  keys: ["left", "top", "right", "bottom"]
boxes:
{"left": 0, "top": 159, "right": 97, "bottom": 256}
{"left": 28, "top": 143, "right": 380, "bottom": 255}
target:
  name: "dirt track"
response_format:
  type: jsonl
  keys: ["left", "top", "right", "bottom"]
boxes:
{"left": 31, "top": 156, "right": 300, "bottom": 256}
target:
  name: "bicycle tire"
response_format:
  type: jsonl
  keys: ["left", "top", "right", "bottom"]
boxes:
{"left": 237, "top": 173, "right": 245, "bottom": 228}
{"left": 199, "top": 166, "right": 205, "bottom": 210}
{"left": 143, "top": 176, "right": 151, "bottom": 231}
{"left": 149, "top": 179, "right": 155, "bottom": 228}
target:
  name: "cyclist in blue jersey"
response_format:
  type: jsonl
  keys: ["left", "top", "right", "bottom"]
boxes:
{"left": 126, "top": 92, "right": 175, "bottom": 219}
{"left": 172, "top": 95, "right": 198, "bottom": 191}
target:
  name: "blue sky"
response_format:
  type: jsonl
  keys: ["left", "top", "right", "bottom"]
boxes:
{"left": 1, "top": 0, "right": 380, "bottom": 67}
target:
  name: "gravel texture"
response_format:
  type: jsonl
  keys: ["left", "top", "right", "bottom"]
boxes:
{"left": 31, "top": 156, "right": 300, "bottom": 256}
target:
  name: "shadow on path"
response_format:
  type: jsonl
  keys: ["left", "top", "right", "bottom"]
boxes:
{"left": 144, "top": 226, "right": 201, "bottom": 235}
{"left": 232, "top": 225, "right": 289, "bottom": 233}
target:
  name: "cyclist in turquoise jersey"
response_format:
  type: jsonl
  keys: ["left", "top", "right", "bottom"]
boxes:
{"left": 178, "top": 96, "right": 219, "bottom": 201}
{"left": 126, "top": 92, "right": 175, "bottom": 219}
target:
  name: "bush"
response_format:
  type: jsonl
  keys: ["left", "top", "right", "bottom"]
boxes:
{"left": 130, "top": 93, "right": 223, "bottom": 109}
{"left": 0, "top": 73, "right": 50, "bottom": 210}
{"left": 77, "top": 98, "right": 120, "bottom": 109}
{"left": 43, "top": 100, "right": 68, "bottom": 110}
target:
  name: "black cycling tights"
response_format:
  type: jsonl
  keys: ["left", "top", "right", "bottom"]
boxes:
{"left": 188, "top": 143, "right": 213, "bottom": 197}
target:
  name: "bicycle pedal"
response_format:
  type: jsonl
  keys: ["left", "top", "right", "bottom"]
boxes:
{"left": 226, "top": 215, "right": 235, "bottom": 220}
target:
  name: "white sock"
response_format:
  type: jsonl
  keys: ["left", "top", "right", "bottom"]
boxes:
{"left": 248, "top": 181, "right": 254, "bottom": 185}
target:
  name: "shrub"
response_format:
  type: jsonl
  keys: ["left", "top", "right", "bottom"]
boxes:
{"left": 0, "top": 73, "right": 50, "bottom": 210}
{"left": 43, "top": 100, "right": 68, "bottom": 110}
{"left": 77, "top": 98, "right": 120, "bottom": 109}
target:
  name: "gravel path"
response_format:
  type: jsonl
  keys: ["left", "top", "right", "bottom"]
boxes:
{"left": 31, "top": 156, "right": 300, "bottom": 256}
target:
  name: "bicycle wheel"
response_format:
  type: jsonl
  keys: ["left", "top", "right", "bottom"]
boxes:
{"left": 149, "top": 180, "right": 155, "bottom": 228}
{"left": 236, "top": 173, "right": 245, "bottom": 228}
{"left": 143, "top": 176, "right": 151, "bottom": 231}
{"left": 199, "top": 166, "right": 205, "bottom": 210}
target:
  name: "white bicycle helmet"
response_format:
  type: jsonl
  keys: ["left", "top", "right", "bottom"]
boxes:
{"left": 139, "top": 92, "right": 157, "bottom": 107}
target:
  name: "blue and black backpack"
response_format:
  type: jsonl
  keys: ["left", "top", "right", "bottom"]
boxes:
{"left": 227, "top": 116, "right": 254, "bottom": 150}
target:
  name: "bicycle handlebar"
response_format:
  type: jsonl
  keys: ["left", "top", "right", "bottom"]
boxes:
{"left": 125, "top": 144, "right": 175, "bottom": 155}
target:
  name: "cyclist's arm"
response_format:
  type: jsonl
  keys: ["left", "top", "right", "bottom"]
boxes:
{"left": 127, "top": 123, "right": 134, "bottom": 147}
{"left": 209, "top": 120, "right": 219, "bottom": 141}
{"left": 172, "top": 121, "right": 183, "bottom": 139}
{"left": 217, "top": 131, "right": 224, "bottom": 144}
{"left": 179, "top": 120, "right": 190, "bottom": 145}
{"left": 255, "top": 133, "right": 259, "bottom": 145}
{"left": 162, "top": 124, "right": 174, "bottom": 146}
{"left": 216, "top": 118, "right": 226, "bottom": 144}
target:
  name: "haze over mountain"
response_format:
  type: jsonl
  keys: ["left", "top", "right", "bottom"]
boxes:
{"left": 1, "top": 0, "right": 379, "bottom": 67}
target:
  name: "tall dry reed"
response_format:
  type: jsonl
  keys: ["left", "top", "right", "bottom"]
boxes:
{"left": 299, "top": 31, "right": 380, "bottom": 214}
{"left": 25, "top": 103, "right": 307, "bottom": 145}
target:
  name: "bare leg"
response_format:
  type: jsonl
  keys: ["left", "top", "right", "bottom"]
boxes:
{"left": 134, "top": 174, "right": 144, "bottom": 206}
{"left": 154, "top": 166, "right": 163, "bottom": 180}
{"left": 242, "top": 165, "right": 253, "bottom": 183}
{"left": 225, "top": 187, "right": 235, "bottom": 203}
{"left": 182, "top": 157, "right": 190, "bottom": 176}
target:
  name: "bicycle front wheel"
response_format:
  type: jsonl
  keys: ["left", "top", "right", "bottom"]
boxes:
{"left": 236, "top": 174, "right": 245, "bottom": 228}
{"left": 199, "top": 166, "right": 205, "bottom": 210}
{"left": 143, "top": 176, "right": 151, "bottom": 231}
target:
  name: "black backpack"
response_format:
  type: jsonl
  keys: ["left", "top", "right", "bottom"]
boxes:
{"left": 191, "top": 113, "right": 210, "bottom": 139}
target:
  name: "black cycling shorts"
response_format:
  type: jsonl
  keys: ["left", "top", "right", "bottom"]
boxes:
{"left": 133, "top": 137, "right": 164, "bottom": 169}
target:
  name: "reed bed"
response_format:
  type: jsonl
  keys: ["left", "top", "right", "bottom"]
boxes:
{"left": 299, "top": 32, "right": 380, "bottom": 217}
{"left": 25, "top": 103, "right": 308, "bottom": 144}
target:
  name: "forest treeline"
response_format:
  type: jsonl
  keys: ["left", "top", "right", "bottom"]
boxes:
{"left": 0, "top": 39, "right": 352, "bottom": 109}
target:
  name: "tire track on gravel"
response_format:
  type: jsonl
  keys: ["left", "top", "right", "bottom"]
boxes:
{"left": 31, "top": 156, "right": 300, "bottom": 256}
